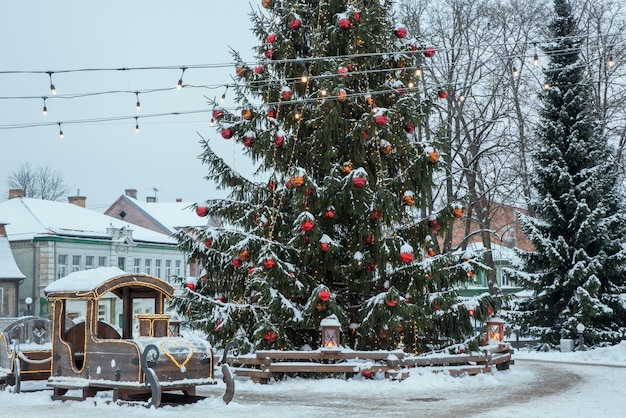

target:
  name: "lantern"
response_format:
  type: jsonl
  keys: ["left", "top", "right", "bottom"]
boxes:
{"left": 486, "top": 316, "right": 505, "bottom": 343}
{"left": 320, "top": 314, "right": 341, "bottom": 348}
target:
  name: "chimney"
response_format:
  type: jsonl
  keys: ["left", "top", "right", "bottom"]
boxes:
{"left": 176, "top": 198, "right": 182, "bottom": 203}
{"left": 0, "top": 223, "right": 7, "bottom": 237}
{"left": 68, "top": 195, "right": 86, "bottom": 208}
{"left": 9, "top": 189, "right": 24, "bottom": 199}
{"left": 125, "top": 189, "right": 138, "bottom": 199}
{"left": 146, "top": 196, "right": 156, "bottom": 203}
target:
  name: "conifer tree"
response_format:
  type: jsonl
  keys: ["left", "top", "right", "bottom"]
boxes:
{"left": 511, "top": 0, "right": 626, "bottom": 346}
{"left": 172, "top": 0, "right": 499, "bottom": 353}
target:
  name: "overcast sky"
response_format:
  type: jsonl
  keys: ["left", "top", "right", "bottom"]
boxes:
{"left": 0, "top": 1, "right": 258, "bottom": 210}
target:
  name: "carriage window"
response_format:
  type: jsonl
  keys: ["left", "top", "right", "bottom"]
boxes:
{"left": 85, "top": 256, "right": 94, "bottom": 269}
{"left": 133, "top": 258, "right": 141, "bottom": 273}
{"left": 57, "top": 254, "right": 67, "bottom": 279}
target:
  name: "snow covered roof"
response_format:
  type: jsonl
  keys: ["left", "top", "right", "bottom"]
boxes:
{"left": 113, "top": 195, "right": 209, "bottom": 234}
{"left": 44, "top": 266, "right": 174, "bottom": 299}
{"left": 0, "top": 197, "right": 175, "bottom": 244}
{"left": 0, "top": 233, "right": 25, "bottom": 280}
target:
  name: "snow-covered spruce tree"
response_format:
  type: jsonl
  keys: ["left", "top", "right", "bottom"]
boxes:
{"left": 509, "top": 0, "right": 626, "bottom": 347}
{"left": 172, "top": 0, "right": 499, "bottom": 353}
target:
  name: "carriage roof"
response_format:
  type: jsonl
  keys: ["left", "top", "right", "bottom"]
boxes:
{"left": 44, "top": 266, "right": 174, "bottom": 300}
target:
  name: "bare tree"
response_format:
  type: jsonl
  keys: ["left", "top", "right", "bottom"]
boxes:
{"left": 6, "top": 162, "right": 71, "bottom": 201}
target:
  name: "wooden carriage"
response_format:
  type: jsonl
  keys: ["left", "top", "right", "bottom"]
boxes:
{"left": 43, "top": 267, "right": 234, "bottom": 407}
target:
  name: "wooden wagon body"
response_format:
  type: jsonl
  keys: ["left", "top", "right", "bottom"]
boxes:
{"left": 43, "top": 267, "right": 234, "bottom": 407}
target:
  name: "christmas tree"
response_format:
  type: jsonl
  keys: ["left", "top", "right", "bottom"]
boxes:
{"left": 509, "top": 0, "right": 626, "bottom": 347}
{"left": 172, "top": 0, "right": 500, "bottom": 353}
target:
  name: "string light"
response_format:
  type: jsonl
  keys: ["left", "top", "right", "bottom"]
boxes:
{"left": 220, "top": 86, "right": 228, "bottom": 102}
{"left": 300, "top": 70, "right": 309, "bottom": 83}
{"left": 320, "top": 87, "right": 328, "bottom": 97}
{"left": 177, "top": 66, "right": 186, "bottom": 90}
{"left": 47, "top": 71, "right": 56, "bottom": 95}
{"left": 42, "top": 97, "right": 48, "bottom": 115}
{"left": 543, "top": 82, "right": 551, "bottom": 90}
{"left": 57, "top": 122, "right": 63, "bottom": 138}
{"left": 135, "top": 117, "right": 139, "bottom": 132}
{"left": 135, "top": 91, "right": 141, "bottom": 110}
{"left": 512, "top": 66, "right": 519, "bottom": 78}
{"left": 608, "top": 55, "right": 615, "bottom": 67}
{"left": 210, "top": 118, "right": 215, "bottom": 127}
{"left": 415, "top": 67, "right": 422, "bottom": 77}
{"left": 459, "top": 93, "right": 466, "bottom": 102}
{"left": 533, "top": 53, "right": 539, "bottom": 66}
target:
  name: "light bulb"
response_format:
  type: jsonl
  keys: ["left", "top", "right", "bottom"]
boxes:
{"left": 415, "top": 67, "right": 422, "bottom": 77}
{"left": 543, "top": 82, "right": 551, "bottom": 90}
{"left": 135, "top": 92, "right": 141, "bottom": 110}
{"left": 50, "top": 84, "right": 56, "bottom": 95}
{"left": 459, "top": 94, "right": 466, "bottom": 102}
{"left": 42, "top": 97, "right": 48, "bottom": 115}
{"left": 177, "top": 79, "right": 183, "bottom": 90}
{"left": 220, "top": 93, "right": 226, "bottom": 102}
{"left": 301, "top": 70, "right": 309, "bottom": 83}
{"left": 512, "top": 67, "right": 519, "bottom": 77}
{"left": 210, "top": 118, "right": 215, "bottom": 127}
{"left": 320, "top": 88, "right": 328, "bottom": 96}
{"left": 58, "top": 123, "right": 63, "bottom": 138}
{"left": 533, "top": 53, "right": 539, "bottom": 66}
{"left": 135, "top": 118, "right": 139, "bottom": 133}
{"left": 608, "top": 55, "right": 615, "bottom": 67}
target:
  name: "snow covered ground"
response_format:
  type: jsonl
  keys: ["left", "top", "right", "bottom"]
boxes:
{"left": 2, "top": 342, "right": 625, "bottom": 417}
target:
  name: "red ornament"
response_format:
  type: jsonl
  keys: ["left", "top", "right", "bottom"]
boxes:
{"left": 469, "top": 308, "right": 475, "bottom": 317}
{"left": 254, "top": 65, "right": 265, "bottom": 75}
{"left": 365, "top": 234, "right": 375, "bottom": 244}
{"left": 404, "top": 122, "right": 415, "bottom": 133}
{"left": 374, "top": 114, "right": 389, "bottom": 126}
{"left": 301, "top": 219, "right": 314, "bottom": 232}
{"left": 430, "top": 218, "right": 441, "bottom": 233}
{"left": 324, "top": 209, "right": 335, "bottom": 219}
{"left": 232, "top": 258, "right": 242, "bottom": 267}
{"left": 264, "top": 49, "right": 274, "bottom": 59}
{"left": 385, "top": 299, "right": 398, "bottom": 307}
{"left": 353, "top": 11, "right": 361, "bottom": 22}
{"left": 267, "top": 108, "right": 277, "bottom": 119}
{"left": 212, "top": 109, "right": 224, "bottom": 120}
{"left": 378, "top": 330, "right": 388, "bottom": 339}
{"left": 204, "top": 239, "right": 213, "bottom": 248}
{"left": 372, "top": 210, "right": 381, "bottom": 220}
{"left": 488, "top": 307, "right": 493, "bottom": 316}
{"left": 367, "top": 263, "right": 375, "bottom": 273}
{"left": 282, "top": 88, "right": 292, "bottom": 100}
{"left": 268, "top": 181, "right": 277, "bottom": 190}
{"left": 263, "top": 258, "right": 276, "bottom": 269}
{"left": 196, "top": 206, "right": 208, "bottom": 217}
{"left": 337, "top": 66, "right": 348, "bottom": 77}
{"left": 423, "top": 45, "right": 436, "bottom": 58}
{"left": 318, "top": 289, "right": 331, "bottom": 301}
{"left": 427, "top": 248, "right": 436, "bottom": 257}
{"left": 395, "top": 25, "right": 408, "bottom": 38}
{"left": 221, "top": 128, "right": 233, "bottom": 139}
{"left": 186, "top": 282, "right": 195, "bottom": 291}
{"left": 243, "top": 134, "right": 255, "bottom": 147}
{"left": 267, "top": 33, "right": 276, "bottom": 43}
{"left": 361, "top": 370, "right": 373, "bottom": 378}
{"left": 399, "top": 252, "right": 414, "bottom": 263}
{"left": 320, "top": 242, "right": 329, "bottom": 252}
{"left": 438, "top": 89, "right": 448, "bottom": 99}
{"left": 235, "top": 66, "right": 246, "bottom": 77}
{"left": 352, "top": 176, "right": 367, "bottom": 188}
{"left": 275, "top": 134, "right": 284, "bottom": 146}
{"left": 289, "top": 18, "right": 302, "bottom": 30}
{"left": 264, "top": 330, "right": 278, "bottom": 342}
{"left": 338, "top": 17, "right": 351, "bottom": 30}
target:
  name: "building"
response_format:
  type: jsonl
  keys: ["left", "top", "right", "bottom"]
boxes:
{"left": 0, "top": 190, "right": 189, "bottom": 320}
{"left": 105, "top": 189, "right": 218, "bottom": 276}
{"left": 0, "top": 221, "right": 26, "bottom": 316}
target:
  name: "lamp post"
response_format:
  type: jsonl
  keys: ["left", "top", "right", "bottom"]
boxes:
{"left": 25, "top": 296, "right": 33, "bottom": 316}
{"left": 576, "top": 323, "right": 586, "bottom": 351}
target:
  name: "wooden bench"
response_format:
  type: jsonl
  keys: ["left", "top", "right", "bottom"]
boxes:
{"left": 227, "top": 344, "right": 513, "bottom": 383}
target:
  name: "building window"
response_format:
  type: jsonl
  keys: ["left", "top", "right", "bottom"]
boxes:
{"left": 98, "top": 256, "right": 107, "bottom": 267}
{"left": 118, "top": 257, "right": 126, "bottom": 271}
{"left": 165, "top": 260, "right": 172, "bottom": 281}
{"left": 175, "top": 260, "right": 182, "bottom": 277}
{"left": 133, "top": 258, "right": 141, "bottom": 273}
{"left": 57, "top": 254, "right": 67, "bottom": 279}
{"left": 144, "top": 259, "right": 152, "bottom": 275}
{"left": 72, "top": 255, "right": 81, "bottom": 272}
{"left": 85, "top": 256, "right": 94, "bottom": 269}
{"left": 155, "top": 259, "right": 162, "bottom": 278}
{"left": 0, "top": 288, "right": 3, "bottom": 316}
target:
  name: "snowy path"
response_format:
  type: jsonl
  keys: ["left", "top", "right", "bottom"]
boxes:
{"left": 2, "top": 359, "right": 625, "bottom": 417}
